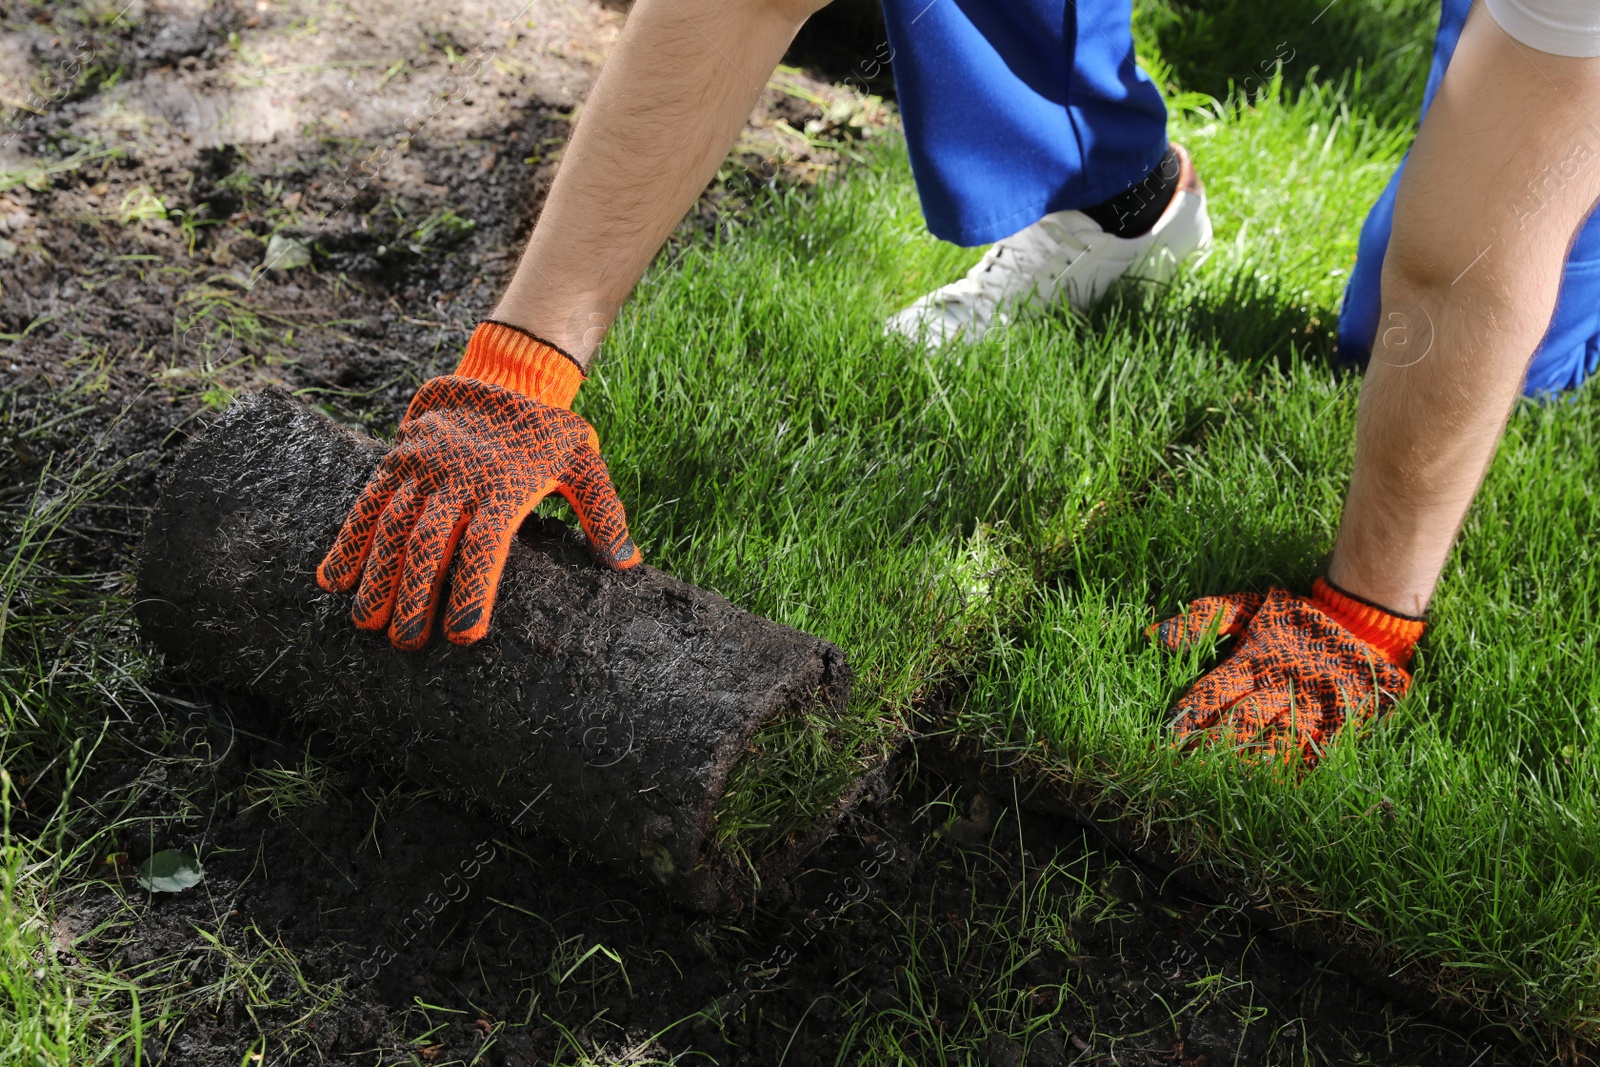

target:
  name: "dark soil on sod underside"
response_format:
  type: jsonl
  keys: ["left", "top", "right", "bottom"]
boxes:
{"left": 0, "top": 2, "right": 1544, "bottom": 1063}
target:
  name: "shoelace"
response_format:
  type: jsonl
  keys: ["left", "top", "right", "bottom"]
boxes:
{"left": 953, "top": 213, "right": 1098, "bottom": 307}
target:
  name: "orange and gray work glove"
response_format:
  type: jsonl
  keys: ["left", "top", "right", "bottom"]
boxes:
{"left": 1151, "top": 578, "right": 1425, "bottom": 767}
{"left": 316, "top": 321, "right": 639, "bottom": 651}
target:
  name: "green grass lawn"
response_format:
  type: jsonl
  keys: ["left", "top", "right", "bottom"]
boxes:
{"left": 581, "top": 0, "right": 1600, "bottom": 1045}
{"left": 11, "top": 0, "right": 1600, "bottom": 1056}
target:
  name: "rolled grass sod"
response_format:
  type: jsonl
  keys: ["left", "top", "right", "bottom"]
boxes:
{"left": 136, "top": 390, "right": 861, "bottom": 911}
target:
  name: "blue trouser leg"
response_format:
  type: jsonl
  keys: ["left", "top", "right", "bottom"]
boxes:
{"left": 880, "top": 0, "right": 1169, "bottom": 247}
{"left": 1337, "top": 0, "right": 1600, "bottom": 395}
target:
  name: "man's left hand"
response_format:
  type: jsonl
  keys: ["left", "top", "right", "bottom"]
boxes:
{"left": 1151, "top": 578, "right": 1425, "bottom": 768}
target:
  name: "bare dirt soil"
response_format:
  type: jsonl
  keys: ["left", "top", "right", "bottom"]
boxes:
{"left": 59, "top": 700, "right": 1519, "bottom": 1066}
{"left": 0, "top": 1, "right": 1539, "bottom": 1063}
{"left": 1, "top": 0, "right": 882, "bottom": 547}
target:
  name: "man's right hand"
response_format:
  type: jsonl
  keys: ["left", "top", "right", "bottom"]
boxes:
{"left": 316, "top": 322, "right": 638, "bottom": 652}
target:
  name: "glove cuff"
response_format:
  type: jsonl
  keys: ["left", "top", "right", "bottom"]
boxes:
{"left": 1312, "top": 577, "right": 1426, "bottom": 668}
{"left": 456, "top": 320, "right": 585, "bottom": 409}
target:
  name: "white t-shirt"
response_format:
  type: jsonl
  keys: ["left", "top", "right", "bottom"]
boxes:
{"left": 1486, "top": 0, "right": 1600, "bottom": 57}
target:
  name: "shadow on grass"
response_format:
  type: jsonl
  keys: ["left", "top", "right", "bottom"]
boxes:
{"left": 1082, "top": 265, "right": 1341, "bottom": 373}
{"left": 1047, "top": 471, "right": 1336, "bottom": 620}
{"left": 1030, "top": 269, "right": 1363, "bottom": 603}
{"left": 1138, "top": 0, "right": 1437, "bottom": 123}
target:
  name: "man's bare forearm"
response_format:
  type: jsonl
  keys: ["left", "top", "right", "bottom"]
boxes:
{"left": 491, "top": 0, "right": 828, "bottom": 367}
{"left": 1328, "top": 6, "right": 1600, "bottom": 616}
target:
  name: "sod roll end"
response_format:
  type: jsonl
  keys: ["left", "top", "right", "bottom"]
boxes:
{"left": 136, "top": 389, "right": 860, "bottom": 912}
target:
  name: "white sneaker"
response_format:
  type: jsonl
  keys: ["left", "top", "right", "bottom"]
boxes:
{"left": 886, "top": 144, "right": 1213, "bottom": 348}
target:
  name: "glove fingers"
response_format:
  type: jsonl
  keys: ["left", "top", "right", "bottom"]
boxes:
{"left": 350, "top": 481, "right": 424, "bottom": 632}
{"left": 1183, "top": 684, "right": 1343, "bottom": 768}
{"left": 317, "top": 466, "right": 403, "bottom": 593}
{"left": 387, "top": 493, "right": 470, "bottom": 652}
{"left": 1292, "top": 676, "right": 1390, "bottom": 760}
{"left": 1173, "top": 686, "right": 1290, "bottom": 759}
{"left": 558, "top": 444, "right": 639, "bottom": 570}
{"left": 1152, "top": 592, "right": 1266, "bottom": 651}
{"left": 1233, "top": 687, "right": 1341, "bottom": 767}
{"left": 1168, "top": 656, "right": 1257, "bottom": 746}
{"left": 443, "top": 484, "right": 557, "bottom": 645}
{"left": 1218, "top": 689, "right": 1293, "bottom": 750}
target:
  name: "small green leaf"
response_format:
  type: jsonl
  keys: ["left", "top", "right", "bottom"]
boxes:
{"left": 262, "top": 233, "right": 311, "bottom": 271}
{"left": 136, "top": 850, "right": 204, "bottom": 893}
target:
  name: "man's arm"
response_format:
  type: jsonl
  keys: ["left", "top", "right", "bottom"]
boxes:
{"left": 1154, "top": 6, "right": 1600, "bottom": 765}
{"left": 318, "top": 0, "right": 831, "bottom": 649}
{"left": 1327, "top": 4, "right": 1600, "bottom": 614}
{"left": 491, "top": 0, "right": 832, "bottom": 367}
